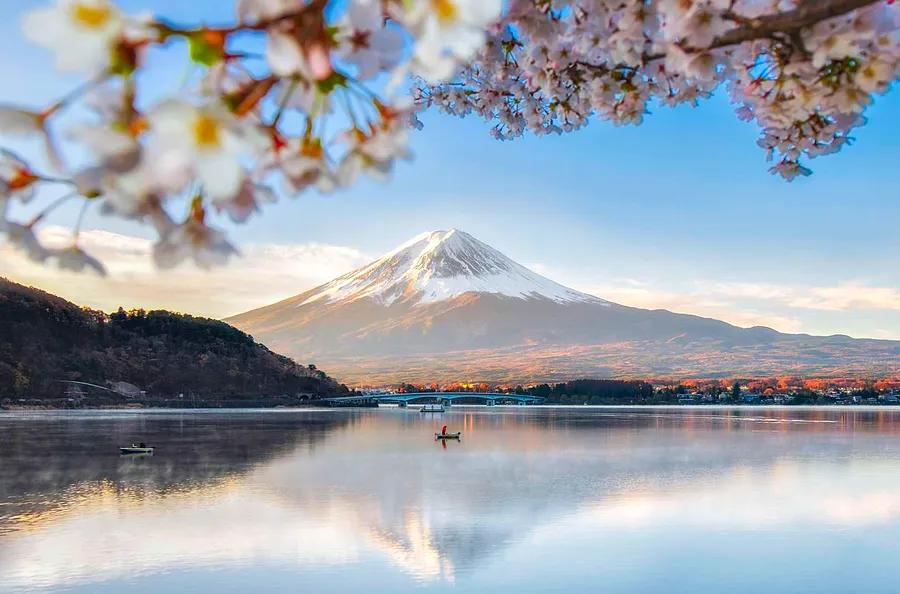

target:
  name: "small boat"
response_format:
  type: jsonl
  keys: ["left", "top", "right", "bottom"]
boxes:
{"left": 420, "top": 404, "right": 445, "bottom": 413}
{"left": 434, "top": 432, "right": 461, "bottom": 440}
{"left": 120, "top": 444, "right": 154, "bottom": 455}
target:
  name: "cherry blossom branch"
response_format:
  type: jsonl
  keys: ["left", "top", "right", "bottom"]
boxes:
{"left": 422, "top": 0, "right": 898, "bottom": 183}
{"left": 0, "top": 0, "right": 502, "bottom": 273}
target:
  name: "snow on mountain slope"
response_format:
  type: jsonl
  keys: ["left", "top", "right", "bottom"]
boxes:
{"left": 300, "top": 229, "right": 607, "bottom": 306}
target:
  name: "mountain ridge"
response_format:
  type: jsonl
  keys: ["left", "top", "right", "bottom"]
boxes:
{"left": 0, "top": 277, "right": 349, "bottom": 402}
{"left": 228, "top": 230, "right": 900, "bottom": 384}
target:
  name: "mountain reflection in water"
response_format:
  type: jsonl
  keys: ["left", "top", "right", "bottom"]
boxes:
{"left": 2, "top": 407, "right": 900, "bottom": 594}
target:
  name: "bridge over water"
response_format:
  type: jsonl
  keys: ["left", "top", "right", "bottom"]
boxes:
{"left": 320, "top": 392, "right": 545, "bottom": 407}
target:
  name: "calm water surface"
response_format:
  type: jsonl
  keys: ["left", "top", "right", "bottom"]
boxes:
{"left": 2, "top": 406, "right": 900, "bottom": 593}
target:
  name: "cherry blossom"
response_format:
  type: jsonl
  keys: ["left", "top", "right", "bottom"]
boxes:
{"left": 337, "top": 0, "right": 405, "bottom": 80}
{"left": 264, "top": 138, "right": 336, "bottom": 196}
{"left": 2, "top": 222, "right": 50, "bottom": 263}
{"left": 69, "top": 84, "right": 142, "bottom": 167}
{"left": 0, "top": 106, "right": 46, "bottom": 136}
{"left": 55, "top": 246, "right": 106, "bottom": 275}
{"left": 236, "top": 0, "right": 296, "bottom": 25}
{"left": 337, "top": 106, "right": 412, "bottom": 185}
{"left": 267, "top": 31, "right": 320, "bottom": 79}
{"left": 146, "top": 100, "right": 266, "bottom": 200}
{"left": 153, "top": 203, "right": 240, "bottom": 269}
{"left": 0, "top": 106, "right": 61, "bottom": 168}
{"left": 21, "top": 0, "right": 125, "bottom": 73}
{"left": 399, "top": 0, "right": 503, "bottom": 81}
{"left": 212, "top": 178, "right": 277, "bottom": 223}
{"left": 0, "top": 150, "right": 40, "bottom": 205}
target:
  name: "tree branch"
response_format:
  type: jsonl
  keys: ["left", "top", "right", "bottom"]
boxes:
{"left": 575, "top": 0, "right": 881, "bottom": 74}
{"left": 710, "top": 0, "right": 881, "bottom": 50}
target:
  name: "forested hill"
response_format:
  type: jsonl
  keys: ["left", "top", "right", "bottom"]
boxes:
{"left": 0, "top": 278, "right": 350, "bottom": 402}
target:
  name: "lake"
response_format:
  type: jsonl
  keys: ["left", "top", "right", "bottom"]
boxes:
{"left": 2, "top": 406, "right": 900, "bottom": 593}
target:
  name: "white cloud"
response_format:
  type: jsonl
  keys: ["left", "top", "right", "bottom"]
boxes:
{"left": 697, "top": 281, "right": 795, "bottom": 301}
{"left": 571, "top": 277, "right": 900, "bottom": 337}
{"left": 1, "top": 226, "right": 371, "bottom": 318}
{"left": 788, "top": 284, "right": 900, "bottom": 312}
{"left": 689, "top": 281, "right": 900, "bottom": 312}
{"left": 576, "top": 282, "right": 805, "bottom": 333}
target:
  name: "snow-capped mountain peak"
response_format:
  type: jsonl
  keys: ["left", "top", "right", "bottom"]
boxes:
{"left": 301, "top": 229, "right": 607, "bottom": 306}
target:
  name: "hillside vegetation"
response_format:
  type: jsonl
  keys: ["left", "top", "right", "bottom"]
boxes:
{"left": 0, "top": 278, "right": 349, "bottom": 402}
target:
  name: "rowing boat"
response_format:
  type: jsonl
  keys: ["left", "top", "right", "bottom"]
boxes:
{"left": 120, "top": 446, "right": 154, "bottom": 455}
{"left": 434, "top": 432, "right": 461, "bottom": 439}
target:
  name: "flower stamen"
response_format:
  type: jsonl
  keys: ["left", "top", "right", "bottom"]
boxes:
{"left": 71, "top": 2, "right": 112, "bottom": 29}
{"left": 431, "top": 0, "right": 457, "bottom": 23}
{"left": 193, "top": 114, "right": 221, "bottom": 148}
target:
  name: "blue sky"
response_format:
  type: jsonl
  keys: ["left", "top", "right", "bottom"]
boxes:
{"left": 2, "top": 1, "right": 900, "bottom": 339}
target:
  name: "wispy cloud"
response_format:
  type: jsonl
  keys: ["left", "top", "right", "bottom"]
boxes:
{"left": 787, "top": 284, "right": 900, "bottom": 312}
{"left": 575, "top": 282, "right": 805, "bottom": 333}
{"left": 692, "top": 281, "right": 900, "bottom": 312}
{"left": 698, "top": 281, "right": 795, "bottom": 301}
{"left": 1, "top": 226, "right": 371, "bottom": 318}
{"left": 568, "top": 276, "right": 900, "bottom": 337}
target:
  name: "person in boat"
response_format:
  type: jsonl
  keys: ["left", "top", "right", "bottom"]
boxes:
{"left": 441, "top": 425, "right": 447, "bottom": 435}
{"left": 139, "top": 442, "right": 146, "bottom": 448}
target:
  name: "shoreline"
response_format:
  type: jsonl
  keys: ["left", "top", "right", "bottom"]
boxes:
{"left": 4, "top": 403, "right": 900, "bottom": 413}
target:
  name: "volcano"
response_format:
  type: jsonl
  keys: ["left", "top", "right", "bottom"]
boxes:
{"left": 227, "top": 229, "right": 900, "bottom": 384}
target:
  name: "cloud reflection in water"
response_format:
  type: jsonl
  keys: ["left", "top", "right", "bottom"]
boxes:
{"left": 2, "top": 408, "right": 900, "bottom": 593}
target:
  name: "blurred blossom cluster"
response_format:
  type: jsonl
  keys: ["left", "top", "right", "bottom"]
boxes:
{"left": 0, "top": 0, "right": 501, "bottom": 272}
{"left": 0, "top": 0, "right": 897, "bottom": 273}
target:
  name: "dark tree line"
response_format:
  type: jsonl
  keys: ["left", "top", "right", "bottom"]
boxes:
{"left": 0, "top": 278, "right": 349, "bottom": 401}
{"left": 518, "top": 379, "right": 655, "bottom": 404}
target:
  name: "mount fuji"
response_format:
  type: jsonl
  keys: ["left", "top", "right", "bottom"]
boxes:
{"left": 227, "top": 229, "right": 900, "bottom": 384}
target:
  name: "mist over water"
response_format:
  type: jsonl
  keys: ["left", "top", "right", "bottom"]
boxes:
{"left": 2, "top": 407, "right": 900, "bottom": 593}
